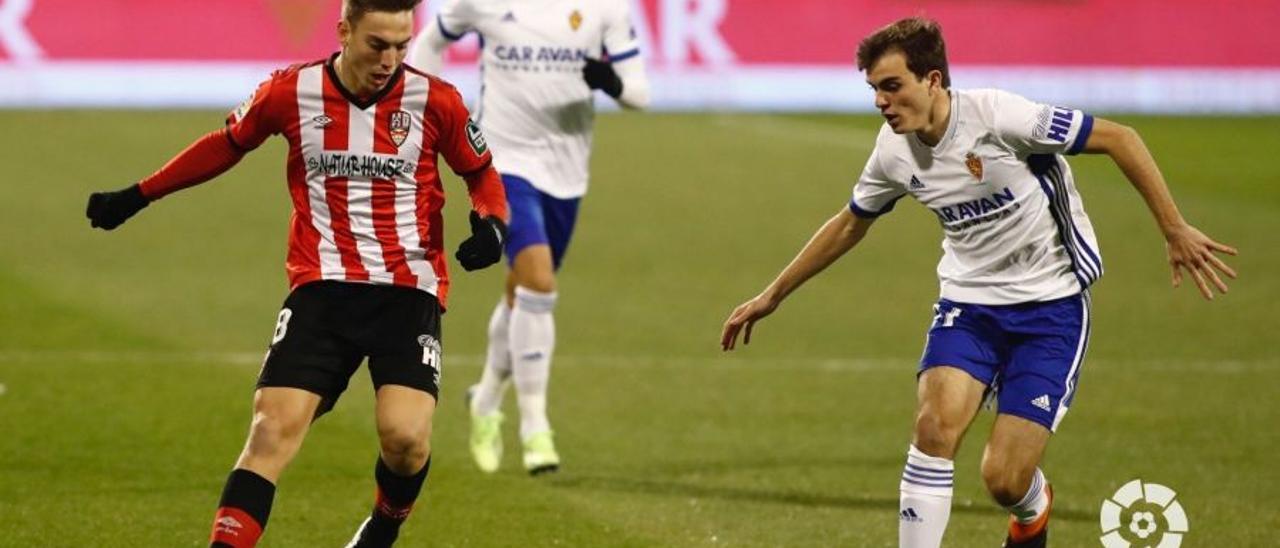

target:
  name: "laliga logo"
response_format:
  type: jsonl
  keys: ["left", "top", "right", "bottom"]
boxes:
{"left": 1099, "top": 479, "right": 1189, "bottom": 547}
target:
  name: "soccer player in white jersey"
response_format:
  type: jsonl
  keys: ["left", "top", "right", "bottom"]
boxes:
{"left": 720, "top": 17, "right": 1237, "bottom": 548}
{"left": 411, "top": 0, "right": 650, "bottom": 475}
{"left": 86, "top": 1, "right": 510, "bottom": 546}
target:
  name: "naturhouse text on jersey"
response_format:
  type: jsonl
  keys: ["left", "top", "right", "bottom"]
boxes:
{"left": 306, "top": 152, "right": 416, "bottom": 180}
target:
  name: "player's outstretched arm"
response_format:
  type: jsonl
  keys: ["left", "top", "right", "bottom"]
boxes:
{"left": 583, "top": 57, "right": 650, "bottom": 109}
{"left": 408, "top": 14, "right": 453, "bottom": 74}
{"left": 1082, "top": 118, "right": 1238, "bottom": 300}
{"left": 721, "top": 208, "right": 874, "bottom": 350}
{"left": 86, "top": 128, "right": 247, "bottom": 231}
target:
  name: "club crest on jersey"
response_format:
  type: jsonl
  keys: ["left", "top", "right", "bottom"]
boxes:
{"left": 389, "top": 110, "right": 411, "bottom": 147}
{"left": 569, "top": 9, "right": 583, "bottom": 31}
{"left": 465, "top": 118, "right": 488, "bottom": 155}
{"left": 965, "top": 152, "right": 984, "bottom": 181}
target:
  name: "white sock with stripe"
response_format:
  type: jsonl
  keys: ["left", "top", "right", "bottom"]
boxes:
{"left": 470, "top": 299, "right": 512, "bottom": 417}
{"left": 509, "top": 287, "right": 556, "bottom": 440}
{"left": 1007, "top": 468, "right": 1049, "bottom": 524}
{"left": 899, "top": 444, "right": 954, "bottom": 548}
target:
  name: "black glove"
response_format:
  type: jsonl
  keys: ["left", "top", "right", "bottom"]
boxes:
{"left": 455, "top": 211, "right": 507, "bottom": 271}
{"left": 583, "top": 57, "right": 623, "bottom": 99}
{"left": 86, "top": 184, "right": 150, "bottom": 230}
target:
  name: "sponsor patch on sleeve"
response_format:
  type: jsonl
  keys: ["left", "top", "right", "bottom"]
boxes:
{"left": 465, "top": 118, "right": 488, "bottom": 156}
{"left": 230, "top": 93, "right": 254, "bottom": 124}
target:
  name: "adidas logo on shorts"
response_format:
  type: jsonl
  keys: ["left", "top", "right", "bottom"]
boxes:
{"left": 1030, "top": 394, "right": 1051, "bottom": 412}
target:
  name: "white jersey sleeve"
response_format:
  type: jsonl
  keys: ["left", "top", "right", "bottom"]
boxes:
{"left": 991, "top": 90, "right": 1094, "bottom": 156}
{"left": 601, "top": 0, "right": 641, "bottom": 60}
{"left": 435, "top": 0, "right": 478, "bottom": 41}
{"left": 602, "top": 0, "right": 648, "bottom": 109}
{"left": 849, "top": 143, "right": 907, "bottom": 218}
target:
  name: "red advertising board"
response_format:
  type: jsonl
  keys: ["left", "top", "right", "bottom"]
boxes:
{"left": 3, "top": 0, "right": 1278, "bottom": 66}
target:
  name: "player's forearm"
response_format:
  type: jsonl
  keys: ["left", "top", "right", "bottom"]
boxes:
{"left": 614, "top": 60, "right": 650, "bottom": 110}
{"left": 763, "top": 209, "right": 869, "bottom": 305}
{"left": 462, "top": 167, "right": 509, "bottom": 222}
{"left": 409, "top": 22, "right": 451, "bottom": 74}
{"left": 1085, "top": 119, "right": 1187, "bottom": 235}
{"left": 138, "top": 129, "right": 246, "bottom": 200}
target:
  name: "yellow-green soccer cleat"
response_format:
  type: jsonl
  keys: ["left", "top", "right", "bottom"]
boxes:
{"left": 522, "top": 431, "right": 561, "bottom": 476}
{"left": 469, "top": 410, "right": 504, "bottom": 473}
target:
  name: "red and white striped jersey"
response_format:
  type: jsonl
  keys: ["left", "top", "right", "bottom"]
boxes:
{"left": 224, "top": 55, "right": 505, "bottom": 307}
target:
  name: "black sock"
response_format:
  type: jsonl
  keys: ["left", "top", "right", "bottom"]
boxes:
{"left": 210, "top": 468, "right": 275, "bottom": 547}
{"left": 353, "top": 457, "right": 430, "bottom": 546}
{"left": 373, "top": 456, "right": 430, "bottom": 522}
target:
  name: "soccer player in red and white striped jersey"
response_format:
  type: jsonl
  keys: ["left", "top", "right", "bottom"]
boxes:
{"left": 86, "top": 1, "right": 505, "bottom": 546}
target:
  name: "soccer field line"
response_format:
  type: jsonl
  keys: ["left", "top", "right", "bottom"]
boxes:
{"left": 0, "top": 350, "right": 1275, "bottom": 373}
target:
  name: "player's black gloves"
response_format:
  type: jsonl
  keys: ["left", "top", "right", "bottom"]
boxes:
{"left": 86, "top": 184, "right": 150, "bottom": 230}
{"left": 455, "top": 211, "right": 507, "bottom": 271}
{"left": 583, "top": 57, "right": 623, "bottom": 99}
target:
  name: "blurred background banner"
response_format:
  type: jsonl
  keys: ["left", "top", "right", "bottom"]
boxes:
{"left": 2, "top": 0, "right": 1278, "bottom": 111}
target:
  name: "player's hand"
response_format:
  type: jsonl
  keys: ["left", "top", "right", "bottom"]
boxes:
{"left": 582, "top": 58, "right": 623, "bottom": 98}
{"left": 455, "top": 211, "right": 507, "bottom": 271}
{"left": 86, "top": 184, "right": 150, "bottom": 230}
{"left": 721, "top": 293, "right": 780, "bottom": 351}
{"left": 1164, "top": 224, "right": 1237, "bottom": 300}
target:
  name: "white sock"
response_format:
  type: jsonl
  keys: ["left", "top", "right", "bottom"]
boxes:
{"left": 1007, "top": 468, "right": 1049, "bottom": 525}
{"left": 509, "top": 286, "right": 556, "bottom": 440}
{"left": 899, "top": 445, "right": 954, "bottom": 548}
{"left": 470, "top": 298, "right": 512, "bottom": 417}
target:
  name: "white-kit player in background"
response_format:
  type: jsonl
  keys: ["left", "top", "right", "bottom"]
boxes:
{"left": 722, "top": 17, "right": 1237, "bottom": 548}
{"left": 412, "top": 0, "right": 650, "bottom": 475}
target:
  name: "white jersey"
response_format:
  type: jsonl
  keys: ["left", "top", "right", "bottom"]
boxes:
{"left": 434, "top": 0, "right": 641, "bottom": 199}
{"left": 851, "top": 89, "right": 1102, "bottom": 305}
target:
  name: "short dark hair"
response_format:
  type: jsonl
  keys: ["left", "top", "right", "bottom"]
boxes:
{"left": 856, "top": 17, "right": 951, "bottom": 88}
{"left": 343, "top": 0, "right": 422, "bottom": 25}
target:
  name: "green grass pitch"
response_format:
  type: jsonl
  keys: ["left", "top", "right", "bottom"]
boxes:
{"left": 0, "top": 110, "right": 1277, "bottom": 546}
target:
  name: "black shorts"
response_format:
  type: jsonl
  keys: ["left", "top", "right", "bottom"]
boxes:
{"left": 257, "top": 281, "right": 443, "bottom": 414}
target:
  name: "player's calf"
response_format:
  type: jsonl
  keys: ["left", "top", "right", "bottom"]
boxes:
{"left": 984, "top": 415, "right": 1053, "bottom": 546}
{"left": 981, "top": 453, "right": 1038, "bottom": 506}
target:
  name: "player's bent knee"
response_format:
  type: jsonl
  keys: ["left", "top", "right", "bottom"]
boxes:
{"left": 516, "top": 275, "right": 556, "bottom": 294}
{"left": 913, "top": 412, "right": 962, "bottom": 458}
{"left": 250, "top": 412, "right": 307, "bottom": 448}
{"left": 378, "top": 427, "right": 431, "bottom": 471}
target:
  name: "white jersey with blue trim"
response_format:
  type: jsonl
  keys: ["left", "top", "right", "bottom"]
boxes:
{"left": 434, "top": 0, "right": 641, "bottom": 199}
{"left": 850, "top": 88, "right": 1102, "bottom": 305}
